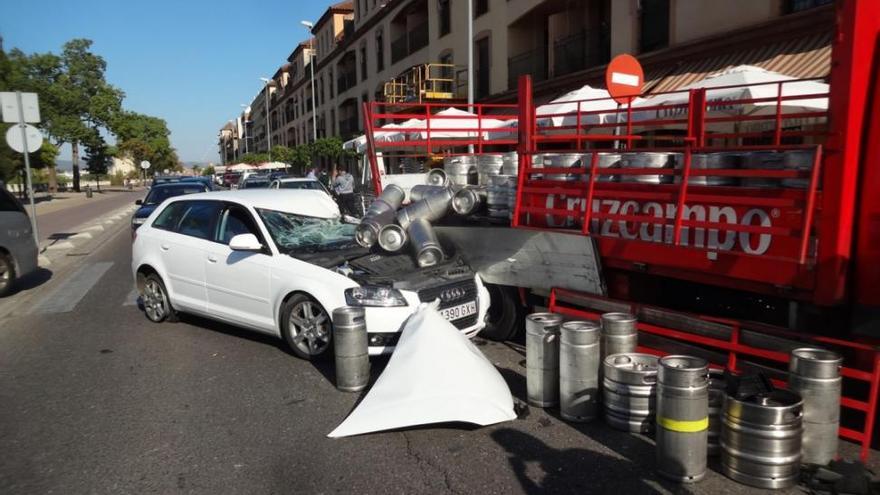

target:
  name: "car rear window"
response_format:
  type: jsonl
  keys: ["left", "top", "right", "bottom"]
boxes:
{"left": 153, "top": 202, "right": 188, "bottom": 231}
{"left": 280, "top": 181, "right": 322, "bottom": 190}
{"left": 0, "top": 188, "right": 26, "bottom": 214}
{"left": 144, "top": 185, "right": 206, "bottom": 206}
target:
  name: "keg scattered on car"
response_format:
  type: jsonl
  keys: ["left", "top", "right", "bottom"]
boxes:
{"left": 788, "top": 347, "right": 842, "bottom": 466}
{"left": 603, "top": 353, "right": 659, "bottom": 432}
{"left": 721, "top": 389, "right": 803, "bottom": 490}
{"left": 559, "top": 320, "right": 601, "bottom": 422}
{"left": 332, "top": 306, "right": 370, "bottom": 392}
{"left": 656, "top": 355, "right": 709, "bottom": 484}
{"left": 526, "top": 312, "right": 564, "bottom": 407}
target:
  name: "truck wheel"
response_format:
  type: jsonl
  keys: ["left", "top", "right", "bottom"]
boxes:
{"left": 480, "top": 284, "right": 523, "bottom": 342}
{"left": 0, "top": 253, "right": 15, "bottom": 297}
{"left": 281, "top": 293, "right": 332, "bottom": 360}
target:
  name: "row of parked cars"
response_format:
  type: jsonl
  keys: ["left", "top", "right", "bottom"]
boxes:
{"left": 129, "top": 179, "right": 491, "bottom": 360}
{"left": 0, "top": 188, "right": 39, "bottom": 297}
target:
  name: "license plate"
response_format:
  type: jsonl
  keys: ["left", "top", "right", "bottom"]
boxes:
{"left": 439, "top": 301, "right": 477, "bottom": 321}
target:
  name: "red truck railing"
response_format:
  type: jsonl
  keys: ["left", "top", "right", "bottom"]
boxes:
{"left": 549, "top": 287, "right": 880, "bottom": 462}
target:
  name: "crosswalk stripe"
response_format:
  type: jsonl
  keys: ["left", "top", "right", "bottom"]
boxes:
{"left": 123, "top": 288, "right": 140, "bottom": 306}
{"left": 29, "top": 262, "right": 114, "bottom": 315}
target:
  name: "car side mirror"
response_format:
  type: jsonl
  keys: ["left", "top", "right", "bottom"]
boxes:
{"left": 229, "top": 233, "right": 263, "bottom": 251}
{"left": 135, "top": 199, "right": 143, "bottom": 205}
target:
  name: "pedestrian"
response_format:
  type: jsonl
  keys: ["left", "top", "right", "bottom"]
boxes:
{"left": 332, "top": 165, "right": 356, "bottom": 216}
{"left": 306, "top": 166, "right": 318, "bottom": 179}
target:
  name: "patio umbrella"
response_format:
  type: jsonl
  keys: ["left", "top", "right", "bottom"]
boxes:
{"left": 407, "top": 107, "right": 513, "bottom": 140}
{"left": 536, "top": 84, "right": 639, "bottom": 127}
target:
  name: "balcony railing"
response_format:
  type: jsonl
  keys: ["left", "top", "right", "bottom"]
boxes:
{"left": 391, "top": 34, "right": 408, "bottom": 64}
{"left": 553, "top": 30, "right": 609, "bottom": 77}
{"left": 508, "top": 46, "right": 547, "bottom": 90}
{"left": 337, "top": 71, "right": 357, "bottom": 94}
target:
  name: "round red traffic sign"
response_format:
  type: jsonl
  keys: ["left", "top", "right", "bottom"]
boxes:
{"left": 605, "top": 54, "right": 644, "bottom": 105}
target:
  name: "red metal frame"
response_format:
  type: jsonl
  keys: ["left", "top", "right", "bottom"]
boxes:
{"left": 549, "top": 287, "right": 880, "bottom": 461}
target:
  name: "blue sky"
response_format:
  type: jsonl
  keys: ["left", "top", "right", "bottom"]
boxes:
{"left": 1, "top": 0, "right": 330, "bottom": 163}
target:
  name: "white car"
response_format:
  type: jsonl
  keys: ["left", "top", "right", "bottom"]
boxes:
{"left": 269, "top": 177, "right": 331, "bottom": 196}
{"left": 131, "top": 189, "right": 489, "bottom": 359}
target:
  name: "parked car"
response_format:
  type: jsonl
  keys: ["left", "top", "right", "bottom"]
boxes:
{"left": 179, "top": 176, "right": 215, "bottom": 190}
{"left": 223, "top": 172, "right": 242, "bottom": 188}
{"left": 131, "top": 182, "right": 210, "bottom": 231}
{"left": 239, "top": 174, "right": 271, "bottom": 189}
{"left": 269, "top": 177, "right": 331, "bottom": 196}
{"left": 0, "top": 188, "right": 39, "bottom": 296}
{"left": 130, "top": 189, "right": 489, "bottom": 360}
{"left": 152, "top": 176, "right": 181, "bottom": 185}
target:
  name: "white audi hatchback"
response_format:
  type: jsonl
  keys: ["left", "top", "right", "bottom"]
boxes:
{"left": 131, "top": 189, "right": 489, "bottom": 359}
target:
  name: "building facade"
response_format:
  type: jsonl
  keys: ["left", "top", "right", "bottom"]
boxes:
{"left": 219, "top": 0, "right": 832, "bottom": 159}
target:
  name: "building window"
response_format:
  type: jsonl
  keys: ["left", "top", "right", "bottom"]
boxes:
{"left": 784, "top": 0, "right": 832, "bottom": 13}
{"left": 475, "top": 0, "right": 488, "bottom": 18}
{"left": 475, "top": 36, "right": 490, "bottom": 99}
{"left": 639, "top": 0, "right": 670, "bottom": 53}
{"left": 376, "top": 31, "right": 385, "bottom": 72}
{"left": 329, "top": 68, "right": 335, "bottom": 98}
{"left": 360, "top": 45, "right": 368, "bottom": 81}
{"left": 438, "top": 0, "right": 451, "bottom": 37}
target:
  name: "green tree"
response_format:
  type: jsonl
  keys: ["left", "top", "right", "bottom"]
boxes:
{"left": 202, "top": 165, "right": 215, "bottom": 177}
{"left": 84, "top": 139, "right": 110, "bottom": 190}
{"left": 239, "top": 152, "right": 271, "bottom": 165}
{"left": 112, "top": 111, "right": 179, "bottom": 174}
{"left": 270, "top": 145, "right": 294, "bottom": 164}
{"left": 290, "top": 144, "right": 313, "bottom": 175}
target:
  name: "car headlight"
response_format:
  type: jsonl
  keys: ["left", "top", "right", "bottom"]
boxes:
{"left": 345, "top": 286, "right": 407, "bottom": 307}
{"left": 131, "top": 217, "right": 146, "bottom": 225}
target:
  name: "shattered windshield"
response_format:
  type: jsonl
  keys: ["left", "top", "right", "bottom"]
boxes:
{"left": 257, "top": 208, "right": 357, "bottom": 253}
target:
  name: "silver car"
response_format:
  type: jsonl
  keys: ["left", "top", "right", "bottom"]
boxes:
{"left": 0, "top": 187, "right": 38, "bottom": 296}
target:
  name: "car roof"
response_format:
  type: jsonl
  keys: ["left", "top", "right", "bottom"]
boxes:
{"left": 276, "top": 177, "right": 318, "bottom": 183}
{"left": 151, "top": 182, "right": 207, "bottom": 189}
{"left": 170, "top": 189, "right": 339, "bottom": 218}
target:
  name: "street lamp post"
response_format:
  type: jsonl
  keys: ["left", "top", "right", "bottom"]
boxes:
{"left": 260, "top": 77, "right": 273, "bottom": 151}
{"left": 301, "top": 20, "right": 318, "bottom": 143}
{"left": 467, "top": 0, "right": 474, "bottom": 154}
{"left": 239, "top": 104, "right": 250, "bottom": 154}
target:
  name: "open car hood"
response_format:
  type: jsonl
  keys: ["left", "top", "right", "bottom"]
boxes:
{"left": 328, "top": 301, "right": 516, "bottom": 438}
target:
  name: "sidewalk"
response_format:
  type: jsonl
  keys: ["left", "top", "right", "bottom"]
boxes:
{"left": 21, "top": 187, "right": 142, "bottom": 217}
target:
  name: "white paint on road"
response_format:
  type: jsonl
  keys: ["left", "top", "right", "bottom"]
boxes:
{"left": 45, "top": 241, "right": 76, "bottom": 251}
{"left": 123, "top": 288, "right": 140, "bottom": 306}
{"left": 29, "top": 262, "right": 114, "bottom": 315}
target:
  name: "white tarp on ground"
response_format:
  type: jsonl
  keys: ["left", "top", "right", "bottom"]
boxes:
{"left": 328, "top": 300, "right": 516, "bottom": 438}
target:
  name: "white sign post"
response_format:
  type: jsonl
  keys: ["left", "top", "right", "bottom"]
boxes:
{"left": 2, "top": 91, "right": 41, "bottom": 245}
{"left": 140, "top": 160, "right": 150, "bottom": 185}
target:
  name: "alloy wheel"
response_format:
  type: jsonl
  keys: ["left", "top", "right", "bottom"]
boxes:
{"left": 143, "top": 278, "right": 169, "bottom": 322}
{"left": 288, "top": 300, "right": 331, "bottom": 356}
{"left": 0, "top": 258, "right": 9, "bottom": 294}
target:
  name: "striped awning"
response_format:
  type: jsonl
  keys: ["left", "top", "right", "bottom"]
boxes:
{"left": 646, "top": 31, "right": 832, "bottom": 94}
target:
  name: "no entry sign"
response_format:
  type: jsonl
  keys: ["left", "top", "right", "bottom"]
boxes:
{"left": 606, "top": 54, "right": 644, "bottom": 105}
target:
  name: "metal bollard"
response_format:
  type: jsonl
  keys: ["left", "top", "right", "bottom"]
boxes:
{"left": 559, "top": 320, "right": 601, "bottom": 422}
{"left": 721, "top": 390, "right": 803, "bottom": 489}
{"left": 600, "top": 312, "right": 638, "bottom": 363}
{"left": 332, "top": 306, "right": 370, "bottom": 392}
{"left": 526, "top": 312, "right": 564, "bottom": 407}
{"left": 656, "top": 355, "right": 709, "bottom": 483}
{"left": 788, "top": 347, "right": 842, "bottom": 465}
{"left": 407, "top": 218, "right": 444, "bottom": 268}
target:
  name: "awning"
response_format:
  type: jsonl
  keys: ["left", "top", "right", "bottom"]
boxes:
{"left": 645, "top": 32, "right": 831, "bottom": 95}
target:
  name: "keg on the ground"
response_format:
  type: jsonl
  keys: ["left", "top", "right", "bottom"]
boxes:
{"left": 452, "top": 186, "right": 487, "bottom": 215}
{"left": 526, "top": 312, "right": 564, "bottom": 408}
{"left": 620, "top": 152, "right": 674, "bottom": 184}
{"left": 506, "top": 176, "right": 518, "bottom": 218}
{"left": 708, "top": 369, "right": 726, "bottom": 456}
{"left": 501, "top": 151, "right": 519, "bottom": 176}
{"left": 559, "top": 320, "right": 601, "bottom": 422}
{"left": 603, "top": 353, "right": 659, "bottom": 432}
{"left": 378, "top": 223, "right": 407, "bottom": 252}
{"left": 366, "top": 184, "right": 405, "bottom": 217}
{"left": 721, "top": 389, "right": 803, "bottom": 489}
{"left": 678, "top": 153, "right": 740, "bottom": 186}
{"left": 487, "top": 174, "right": 511, "bottom": 218}
{"left": 396, "top": 188, "right": 453, "bottom": 228}
{"left": 788, "top": 347, "right": 842, "bottom": 466}
{"left": 407, "top": 217, "right": 444, "bottom": 268}
{"left": 600, "top": 312, "right": 638, "bottom": 362}
{"left": 444, "top": 155, "right": 477, "bottom": 186}
{"left": 477, "top": 154, "right": 504, "bottom": 185}
{"left": 656, "top": 355, "right": 709, "bottom": 483}
{"left": 425, "top": 168, "right": 449, "bottom": 187}
{"left": 409, "top": 184, "right": 449, "bottom": 203}
{"left": 782, "top": 149, "right": 815, "bottom": 189}
{"left": 355, "top": 209, "right": 395, "bottom": 248}
{"left": 332, "top": 306, "right": 370, "bottom": 392}
{"left": 543, "top": 153, "right": 584, "bottom": 181}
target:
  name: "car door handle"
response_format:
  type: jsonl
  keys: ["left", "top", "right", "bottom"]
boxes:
{"left": 207, "top": 255, "right": 218, "bottom": 263}
{"left": 160, "top": 244, "right": 170, "bottom": 251}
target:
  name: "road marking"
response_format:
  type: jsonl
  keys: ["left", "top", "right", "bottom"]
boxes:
{"left": 123, "top": 288, "right": 140, "bottom": 306}
{"left": 29, "top": 261, "right": 114, "bottom": 315}
{"left": 45, "top": 240, "right": 76, "bottom": 251}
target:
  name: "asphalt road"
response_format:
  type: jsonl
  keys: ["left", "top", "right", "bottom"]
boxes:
{"left": 37, "top": 189, "right": 143, "bottom": 242}
{"left": 0, "top": 225, "right": 876, "bottom": 494}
